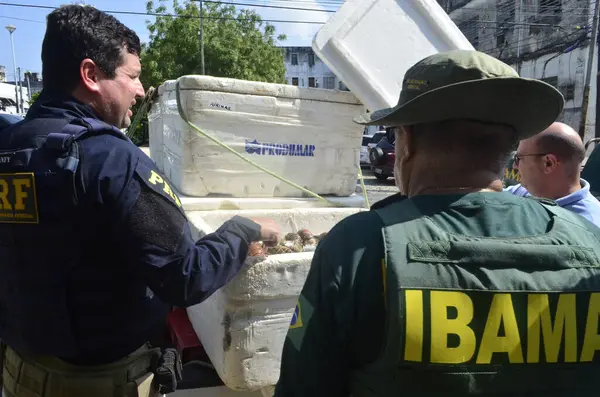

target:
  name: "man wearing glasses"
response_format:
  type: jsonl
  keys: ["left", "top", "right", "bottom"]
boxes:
{"left": 506, "top": 122, "right": 600, "bottom": 226}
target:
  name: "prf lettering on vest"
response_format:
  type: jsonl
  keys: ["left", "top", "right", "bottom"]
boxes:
{"left": 0, "top": 173, "right": 39, "bottom": 224}
{"left": 148, "top": 170, "right": 182, "bottom": 208}
{"left": 403, "top": 289, "right": 600, "bottom": 365}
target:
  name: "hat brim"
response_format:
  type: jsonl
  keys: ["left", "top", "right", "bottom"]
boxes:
{"left": 353, "top": 78, "right": 564, "bottom": 140}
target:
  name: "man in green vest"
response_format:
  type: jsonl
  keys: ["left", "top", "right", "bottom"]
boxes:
{"left": 274, "top": 50, "right": 600, "bottom": 397}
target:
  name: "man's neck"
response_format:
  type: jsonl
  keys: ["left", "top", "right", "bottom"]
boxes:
{"left": 406, "top": 171, "right": 504, "bottom": 197}
{"left": 539, "top": 179, "right": 582, "bottom": 200}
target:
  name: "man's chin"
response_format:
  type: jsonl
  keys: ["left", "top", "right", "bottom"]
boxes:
{"left": 120, "top": 118, "right": 131, "bottom": 130}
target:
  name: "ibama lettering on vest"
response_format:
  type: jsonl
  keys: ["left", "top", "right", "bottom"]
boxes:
{"left": 403, "top": 289, "right": 600, "bottom": 365}
{"left": 0, "top": 172, "right": 39, "bottom": 224}
{"left": 504, "top": 167, "right": 521, "bottom": 183}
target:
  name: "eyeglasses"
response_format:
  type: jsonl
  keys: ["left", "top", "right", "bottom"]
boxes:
{"left": 513, "top": 153, "right": 548, "bottom": 166}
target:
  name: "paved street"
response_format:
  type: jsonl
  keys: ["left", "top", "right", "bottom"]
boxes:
{"left": 357, "top": 168, "right": 399, "bottom": 206}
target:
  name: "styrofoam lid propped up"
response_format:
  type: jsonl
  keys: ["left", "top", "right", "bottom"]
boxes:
{"left": 312, "top": 0, "right": 475, "bottom": 112}
{"left": 159, "top": 75, "right": 363, "bottom": 105}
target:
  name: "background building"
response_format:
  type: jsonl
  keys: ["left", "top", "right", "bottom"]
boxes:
{"left": 438, "top": 0, "right": 597, "bottom": 143}
{"left": 282, "top": 46, "right": 350, "bottom": 91}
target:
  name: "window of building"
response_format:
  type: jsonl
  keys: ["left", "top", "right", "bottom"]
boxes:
{"left": 291, "top": 53, "right": 298, "bottom": 66}
{"left": 339, "top": 81, "right": 350, "bottom": 91}
{"left": 292, "top": 77, "right": 299, "bottom": 86}
{"left": 323, "top": 76, "right": 335, "bottom": 90}
{"left": 563, "top": 83, "right": 575, "bottom": 101}
{"left": 308, "top": 77, "right": 316, "bottom": 88}
{"left": 538, "top": 0, "right": 562, "bottom": 24}
{"left": 458, "top": 18, "right": 479, "bottom": 48}
{"left": 539, "top": 0, "right": 561, "bottom": 14}
{"left": 308, "top": 53, "right": 315, "bottom": 67}
{"left": 496, "top": 31, "right": 506, "bottom": 47}
{"left": 541, "top": 76, "right": 558, "bottom": 88}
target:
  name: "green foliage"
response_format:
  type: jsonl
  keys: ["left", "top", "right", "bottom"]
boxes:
{"left": 130, "top": 0, "right": 287, "bottom": 144}
{"left": 28, "top": 91, "right": 41, "bottom": 106}
{"left": 142, "top": 0, "right": 286, "bottom": 88}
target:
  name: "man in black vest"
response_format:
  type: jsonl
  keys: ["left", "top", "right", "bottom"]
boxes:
{"left": 275, "top": 50, "right": 600, "bottom": 397}
{"left": 0, "top": 5, "right": 278, "bottom": 397}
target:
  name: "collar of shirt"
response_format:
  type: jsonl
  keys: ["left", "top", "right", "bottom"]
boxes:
{"left": 505, "top": 180, "right": 591, "bottom": 203}
{"left": 555, "top": 178, "right": 591, "bottom": 207}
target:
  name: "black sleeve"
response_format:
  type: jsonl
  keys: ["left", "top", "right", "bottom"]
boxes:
{"left": 80, "top": 138, "right": 261, "bottom": 307}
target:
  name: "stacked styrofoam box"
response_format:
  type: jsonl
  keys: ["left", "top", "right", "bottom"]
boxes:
{"left": 147, "top": 75, "right": 365, "bottom": 198}
{"left": 147, "top": 75, "right": 368, "bottom": 392}
{"left": 184, "top": 207, "right": 365, "bottom": 391}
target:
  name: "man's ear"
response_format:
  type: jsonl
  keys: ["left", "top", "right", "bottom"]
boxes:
{"left": 401, "top": 125, "right": 414, "bottom": 157}
{"left": 543, "top": 153, "right": 559, "bottom": 174}
{"left": 79, "top": 58, "right": 102, "bottom": 93}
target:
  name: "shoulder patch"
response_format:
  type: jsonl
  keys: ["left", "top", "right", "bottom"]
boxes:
{"left": 0, "top": 172, "right": 39, "bottom": 224}
{"left": 290, "top": 301, "right": 303, "bottom": 329}
{"left": 134, "top": 160, "right": 183, "bottom": 210}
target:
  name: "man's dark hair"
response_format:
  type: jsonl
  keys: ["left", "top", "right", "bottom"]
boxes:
{"left": 41, "top": 5, "right": 141, "bottom": 93}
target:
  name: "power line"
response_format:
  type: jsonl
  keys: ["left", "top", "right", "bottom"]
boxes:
{"left": 0, "top": 15, "right": 44, "bottom": 23}
{"left": 202, "top": 0, "right": 337, "bottom": 13}
{"left": 0, "top": 1, "right": 328, "bottom": 24}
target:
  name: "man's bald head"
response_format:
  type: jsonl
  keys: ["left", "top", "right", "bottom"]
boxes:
{"left": 528, "top": 122, "right": 585, "bottom": 166}
{"left": 516, "top": 122, "right": 585, "bottom": 198}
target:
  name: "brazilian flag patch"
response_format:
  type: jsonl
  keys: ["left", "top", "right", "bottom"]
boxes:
{"left": 290, "top": 302, "right": 303, "bottom": 329}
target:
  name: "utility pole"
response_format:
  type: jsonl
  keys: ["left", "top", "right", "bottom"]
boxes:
{"left": 579, "top": 0, "right": 600, "bottom": 140}
{"left": 200, "top": 0, "right": 205, "bottom": 75}
{"left": 516, "top": 0, "right": 523, "bottom": 59}
{"left": 5, "top": 25, "right": 19, "bottom": 114}
{"left": 25, "top": 71, "right": 31, "bottom": 100}
{"left": 17, "top": 67, "right": 24, "bottom": 113}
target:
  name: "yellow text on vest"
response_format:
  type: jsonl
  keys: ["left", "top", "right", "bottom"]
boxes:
{"left": 403, "top": 289, "right": 600, "bottom": 364}
{"left": 148, "top": 170, "right": 182, "bottom": 207}
{"left": 0, "top": 172, "right": 39, "bottom": 223}
{"left": 504, "top": 168, "right": 521, "bottom": 183}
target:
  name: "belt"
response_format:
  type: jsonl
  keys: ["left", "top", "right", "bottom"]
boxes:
{"left": 2, "top": 343, "right": 182, "bottom": 397}
{"left": 2, "top": 344, "right": 161, "bottom": 397}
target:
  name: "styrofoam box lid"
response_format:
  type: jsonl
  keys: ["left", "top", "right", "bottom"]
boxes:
{"left": 158, "top": 75, "right": 364, "bottom": 105}
{"left": 312, "top": 0, "right": 474, "bottom": 111}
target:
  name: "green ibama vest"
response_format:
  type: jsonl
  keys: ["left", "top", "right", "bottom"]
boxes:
{"left": 351, "top": 198, "right": 600, "bottom": 396}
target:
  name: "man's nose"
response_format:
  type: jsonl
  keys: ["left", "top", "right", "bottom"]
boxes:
{"left": 136, "top": 81, "right": 145, "bottom": 98}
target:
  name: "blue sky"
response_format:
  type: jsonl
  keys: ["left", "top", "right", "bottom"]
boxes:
{"left": 0, "top": 0, "right": 340, "bottom": 81}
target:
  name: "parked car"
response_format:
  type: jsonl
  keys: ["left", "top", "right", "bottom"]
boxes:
{"left": 0, "top": 112, "right": 23, "bottom": 133}
{"left": 360, "top": 134, "right": 373, "bottom": 166}
{"left": 367, "top": 131, "right": 386, "bottom": 151}
{"left": 369, "top": 128, "right": 396, "bottom": 181}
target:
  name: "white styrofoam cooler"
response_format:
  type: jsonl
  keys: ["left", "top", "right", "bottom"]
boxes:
{"left": 140, "top": 145, "right": 368, "bottom": 210}
{"left": 179, "top": 193, "right": 367, "bottom": 212}
{"left": 185, "top": 207, "right": 364, "bottom": 391}
{"left": 312, "top": 0, "right": 474, "bottom": 111}
{"left": 148, "top": 76, "right": 366, "bottom": 198}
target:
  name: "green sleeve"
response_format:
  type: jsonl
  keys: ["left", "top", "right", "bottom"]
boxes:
{"left": 274, "top": 239, "right": 350, "bottom": 397}
{"left": 274, "top": 211, "right": 386, "bottom": 397}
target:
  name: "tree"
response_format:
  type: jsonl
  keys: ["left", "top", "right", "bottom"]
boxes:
{"left": 129, "top": 0, "right": 287, "bottom": 144}
{"left": 28, "top": 91, "right": 40, "bottom": 106}
{"left": 142, "top": 0, "right": 287, "bottom": 89}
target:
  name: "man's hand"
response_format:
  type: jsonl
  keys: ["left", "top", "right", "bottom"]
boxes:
{"left": 251, "top": 218, "right": 280, "bottom": 247}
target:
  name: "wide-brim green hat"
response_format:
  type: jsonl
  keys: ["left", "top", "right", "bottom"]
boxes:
{"left": 354, "top": 50, "right": 565, "bottom": 140}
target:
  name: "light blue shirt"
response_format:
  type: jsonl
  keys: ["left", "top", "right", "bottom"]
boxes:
{"left": 504, "top": 178, "right": 600, "bottom": 227}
